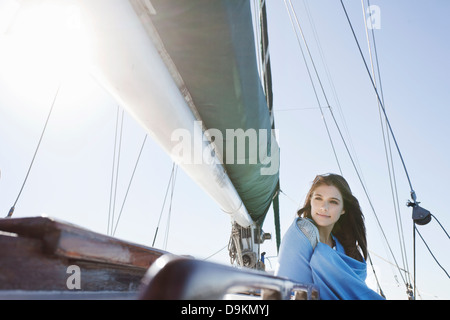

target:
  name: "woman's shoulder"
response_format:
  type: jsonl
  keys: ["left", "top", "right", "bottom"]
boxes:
{"left": 295, "top": 217, "right": 320, "bottom": 249}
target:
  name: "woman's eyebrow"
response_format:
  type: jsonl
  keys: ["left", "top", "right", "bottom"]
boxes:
{"left": 313, "top": 193, "right": 341, "bottom": 201}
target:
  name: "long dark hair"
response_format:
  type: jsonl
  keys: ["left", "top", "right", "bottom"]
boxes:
{"left": 297, "top": 174, "right": 367, "bottom": 262}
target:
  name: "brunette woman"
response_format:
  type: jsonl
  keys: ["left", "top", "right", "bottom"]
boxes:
{"left": 275, "top": 173, "right": 384, "bottom": 300}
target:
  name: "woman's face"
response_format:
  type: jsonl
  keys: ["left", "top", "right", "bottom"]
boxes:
{"left": 310, "top": 184, "right": 345, "bottom": 230}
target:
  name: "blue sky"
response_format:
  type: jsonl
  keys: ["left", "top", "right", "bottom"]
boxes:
{"left": 0, "top": 0, "right": 449, "bottom": 299}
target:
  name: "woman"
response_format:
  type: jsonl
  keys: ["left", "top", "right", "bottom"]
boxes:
{"left": 275, "top": 173, "right": 384, "bottom": 300}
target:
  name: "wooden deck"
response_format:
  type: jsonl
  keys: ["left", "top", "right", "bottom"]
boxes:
{"left": 0, "top": 216, "right": 167, "bottom": 293}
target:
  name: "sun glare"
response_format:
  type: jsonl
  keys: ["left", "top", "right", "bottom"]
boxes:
{"left": 0, "top": 0, "right": 103, "bottom": 137}
{"left": 0, "top": 0, "right": 92, "bottom": 90}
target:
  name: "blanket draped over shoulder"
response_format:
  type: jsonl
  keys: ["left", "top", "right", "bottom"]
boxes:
{"left": 275, "top": 218, "right": 385, "bottom": 300}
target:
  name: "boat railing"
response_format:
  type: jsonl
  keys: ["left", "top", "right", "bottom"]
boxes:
{"left": 138, "top": 254, "right": 319, "bottom": 300}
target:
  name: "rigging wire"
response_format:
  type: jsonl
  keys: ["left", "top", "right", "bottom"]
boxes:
{"left": 413, "top": 213, "right": 450, "bottom": 298}
{"left": 107, "top": 106, "right": 121, "bottom": 235}
{"left": 112, "top": 134, "right": 148, "bottom": 236}
{"left": 276, "top": 106, "right": 328, "bottom": 112}
{"left": 339, "top": 0, "right": 416, "bottom": 203}
{"left": 283, "top": 0, "right": 343, "bottom": 175}
{"left": 414, "top": 225, "right": 450, "bottom": 279}
{"left": 431, "top": 214, "right": 450, "bottom": 239}
{"left": 152, "top": 162, "right": 177, "bottom": 247}
{"left": 360, "top": 0, "right": 412, "bottom": 291}
{"left": 301, "top": 0, "right": 364, "bottom": 182}
{"left": 6, "top": 82, "right": 62, "bottom": 218}
{"left": 369, "top": 249, "right": 410, "bottom": 275}
{"left": 109, "top": 109, "right": 125, "bottom": 235}
{"left": 163, "top": 164, "right": 178, "bottom": 250}
{"left": 367, "top": 252, "right": 385, "bottom": 298}
{"left": 204, "top": 244, "right": 229, "bottom": 261}
{"left": 279, "top": 189, "right": 300, "bottom": 206}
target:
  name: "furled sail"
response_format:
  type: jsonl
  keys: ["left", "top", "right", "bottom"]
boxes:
{"left": 148, "top": 0, "right": 279, "bottom": 226}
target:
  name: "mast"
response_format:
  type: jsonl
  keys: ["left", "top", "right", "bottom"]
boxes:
{"left": 259, "top": 0, "right": 282, "bottom": 253}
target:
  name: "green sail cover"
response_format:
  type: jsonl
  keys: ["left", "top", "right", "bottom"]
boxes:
{"left": 149, "top": 0, "right": 279, "bottom": 226}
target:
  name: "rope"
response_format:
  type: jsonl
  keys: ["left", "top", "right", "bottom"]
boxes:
{"left": 6, "top": 82, "right": 61, "bottom": 218}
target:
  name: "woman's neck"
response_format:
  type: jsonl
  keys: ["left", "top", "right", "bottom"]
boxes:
{"left": 317, "top": 226, "right": 334, "bottom": 248}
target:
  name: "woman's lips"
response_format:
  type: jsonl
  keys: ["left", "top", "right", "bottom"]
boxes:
{"left": 315, "top": 213, "right": 330, "bottom": 218}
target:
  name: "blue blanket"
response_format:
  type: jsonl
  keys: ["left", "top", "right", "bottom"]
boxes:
{"left": 276, "top": 218, "right": 384, "bottom": 300}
